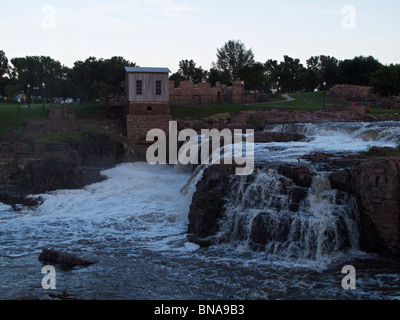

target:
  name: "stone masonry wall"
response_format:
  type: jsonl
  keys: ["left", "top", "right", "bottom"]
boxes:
{"left": 169, "top": 80, "right": 245, "bottom": 105}
{"left": 125, "top": 103, "right": 170, "bottom": 116}
{"left": 126, "top": 115, "right": 172, "bottom": 143}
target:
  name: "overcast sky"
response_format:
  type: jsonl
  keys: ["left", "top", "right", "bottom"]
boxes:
{"left": 1, "top": 0, "right": 399, "bottom": 73}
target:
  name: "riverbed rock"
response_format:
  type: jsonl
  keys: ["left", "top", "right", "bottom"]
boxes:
{"left": 348, "top": 158, "right": 400, "bottom": 255}
{"left": 39, "top": 249, "right": 95, "bottom": 267}
{"left": 277, "top": 165, "right": 313, "bottom": 188}
{"left": 187, "top": 163, "right": 236, "bottom": 246}
{"left": 15, "top": 159, "right": 105, "bottom": 195}
{"left": 253, "top": 132, "right": 306, "bottom": 143}
{"left": 0, "top": 191, "right": 43, "bottom": 211}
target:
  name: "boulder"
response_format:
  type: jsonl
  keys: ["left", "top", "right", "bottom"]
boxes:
{"left": 39, "top": 249, "right": 95, "bottom": 267}
{"left": 187, "top": 163, "right": 237, "bottom": 246}
{"left": 0, "top": 191, "right": 43, "bottom": 211}
{"left": 277, "top": 165, "right": 313, "bottom": 188}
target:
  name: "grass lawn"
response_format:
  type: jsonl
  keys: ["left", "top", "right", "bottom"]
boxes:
{"left": 0, "top": 103, "right": 108, "bottom": 137}
{"left": 170, "top": 92, "right": 400, "bottom": 121}
{"left": 170, "top": 92, "right": 340, "bottom": 120}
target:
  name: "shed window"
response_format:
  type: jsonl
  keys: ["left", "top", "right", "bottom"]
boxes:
{"left": 156, "top": 80, "right": 162, "bottom": 95}
{"left": 136, "top": 80, "right": 143, "bottom": 95}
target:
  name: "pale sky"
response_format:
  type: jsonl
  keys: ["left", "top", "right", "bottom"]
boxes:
{"left": 1, "top": 0, "right": 399, "bottom": 73}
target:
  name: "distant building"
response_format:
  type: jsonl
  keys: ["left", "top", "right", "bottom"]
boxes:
{"left": 124, "top": 67, "right": 172, "bottom": 157}
{"left": 125, "top": 67, "right": 171, "bottom": 115}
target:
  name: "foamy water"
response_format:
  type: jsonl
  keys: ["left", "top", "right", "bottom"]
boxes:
{"left": 258, "top": 121, "right": 400, "bottom": 163}
{"left": 0, "top": 121, "right": 400, "bottom": 300}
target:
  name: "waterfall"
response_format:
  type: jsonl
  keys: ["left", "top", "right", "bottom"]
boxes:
{"left": 216, "top": 167, "right": 360, "bottom": 264}
{"left": 264, "top": 121, "right": 400, "bottom": 145}
{"left": 180, "top": 164, "right": 207, "bottom": 196}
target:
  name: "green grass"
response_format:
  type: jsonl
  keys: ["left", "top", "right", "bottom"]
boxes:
{"left": 2, "top": 92, "right": 398, "bottom": 136}
{"left": 170, "top": 92, "right": 341, "bottom": 121}
{"left": 35, "top": 125, "right": 101, "bottom": 143}
{"left": 368, "top": 108, "right": 400, "bottom": 117}
{"left": 0, "top": 102, "right": 108, "bottom": 137}
{"left": 35, "top": 131, "right": 85, "bottom": 143}
{"left": 171, "top": 92, "right": 400, "bottom": 121}
{"left": 362, "top": 145, "right": 400, "bottom": 157}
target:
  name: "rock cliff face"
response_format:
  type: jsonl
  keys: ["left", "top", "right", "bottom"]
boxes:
{"left": 330, "top": 157, "right": 400, "bottom": 255}
{"left": 0, "top": 131, "right": 137, "bottom": 196}
{"left": 188, "top": 156, "right": 400, "bottom": 256}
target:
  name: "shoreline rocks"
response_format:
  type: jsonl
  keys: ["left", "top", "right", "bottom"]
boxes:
{"left": 0, "top": 130, "right": 137, "bottom": 197}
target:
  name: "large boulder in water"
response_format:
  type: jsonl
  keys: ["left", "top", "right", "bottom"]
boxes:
{"left": 39, "top": 249, "right": 95, "bottom": 267}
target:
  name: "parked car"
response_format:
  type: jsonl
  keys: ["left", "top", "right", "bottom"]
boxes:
{"left": 54, "top": 98, "right": 64, "bottom": 104}
{"left": 65, "top": 98, "right": 74, "bottom": 104}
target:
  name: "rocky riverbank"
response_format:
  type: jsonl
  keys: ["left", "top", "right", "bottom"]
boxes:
{"left": 0, "top": 128, "right": 137, "bottom": 200}
{"left": 177, "top": 109, "right": 386, "bottom": 133}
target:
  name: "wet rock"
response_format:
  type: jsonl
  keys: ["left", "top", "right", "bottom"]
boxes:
{"left": 187, "top": 164, "right": 236, "bottom": 245}
{"left": 329, "top": 169, "right": 351, "bottom": 193}
{"left": 0, "top": 191, "right": 43, "bottom": 211}
{"left": 348, "top": 158, "right": 400, "bottom": 255}
{"left": 48, "top": 290, "right": 81, "bottom": 300}
{"left": 277, "top": 165, "right": 313, "bottom": 188}
{"left": 288, "top": 187, "right": 308, "bottom": 212}
{"left": 253, "top": 132, "right": 306, "bottom": 143}
{"left": 16, "top": 159, "right": 105, "bottom": 195}
{"left": 39, "top": 249, "right": 95, "bottom": 267}
{"left": 0, "top": 130, "right": 136, "bottom": 196}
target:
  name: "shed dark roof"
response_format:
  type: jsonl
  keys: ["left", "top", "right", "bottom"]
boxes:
{"left": 125, "top": 67, "right": 171, "bottom": 74}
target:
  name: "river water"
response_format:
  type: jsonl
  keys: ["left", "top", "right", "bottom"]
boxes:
{"left": 0, "top": 121, "right": 399, "bottom": 300}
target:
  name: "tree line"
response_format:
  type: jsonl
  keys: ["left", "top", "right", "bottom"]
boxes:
{"left": 1, "top": 40, "right": 399, "bottom": 105}
{"left": 170, "top": 40, "right": 400, "bottom": 97}
{"left": 0, "top": 51, "right": 135, "bottom": 106}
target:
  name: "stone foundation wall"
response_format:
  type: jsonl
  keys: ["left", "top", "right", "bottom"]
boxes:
{"left": 126, "top": 115, "right": 172, "bottom": 143}
{"left": 125, "top": 102, "right": 170, "bottom": 115}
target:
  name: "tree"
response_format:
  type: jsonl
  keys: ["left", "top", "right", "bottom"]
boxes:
{"left": 169, "top": 72, "right": 185, "bottom": 87}
{"left": 176, "top": 59, "right": 208, "bottom": 84}
{"left": 275, "top": 56, "right": 306, "bottom": 93}
{"left": 0, "top": 50, "right": 10, "bottom": 78}
{"left": 303, "top": 69, "right": 318, "bottom": 92}
{"left": 338, "top": 56, "right": 382, "bottom": 86}
{"left": 240, "top": 62, "right": 267, "bottom": 90}
{"left": 215, "top": 40, "right": 255, "bottom": 82}
{"left": 207, "top": 68, "right": 231, "bottom": 87}
{"left": 72, "top": 56, "right": 135, "bottom": 105}
{"left": 306, "top": 55, "right": 340, "bottom": 89}
{"left": 10, "top": 55, "right": 68, "bottom": 98}
{"left": 264, "top": 59, "right": 281, "bottom": 91}
{"left": 371, "top": 64, "right": 400, "bottom": 97}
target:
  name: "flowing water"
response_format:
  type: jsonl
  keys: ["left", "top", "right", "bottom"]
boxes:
{"left": 0, "top": 121, "right": 400, "bottom": 300}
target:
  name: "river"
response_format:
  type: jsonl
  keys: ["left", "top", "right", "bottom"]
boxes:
{"left": 0, "top": 121, "right": 399, "bottom": 300}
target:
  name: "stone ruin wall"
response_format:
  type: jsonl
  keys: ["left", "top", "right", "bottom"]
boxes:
{"left": 169, "top": 80, "right": 244, "bottom": 105}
